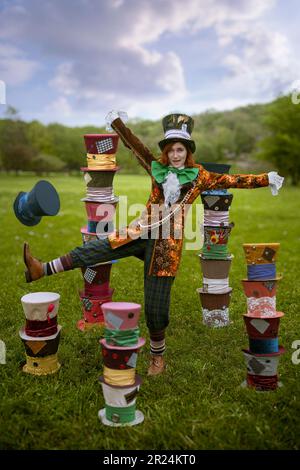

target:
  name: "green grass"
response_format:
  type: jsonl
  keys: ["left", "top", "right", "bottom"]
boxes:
{"left": 0, "top": 173, "right": 300, "bottom": 450}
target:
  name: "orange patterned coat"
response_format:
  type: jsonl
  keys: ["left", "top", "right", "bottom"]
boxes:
{"left": 108, "top": 118, "right": 269, "bottom": 277}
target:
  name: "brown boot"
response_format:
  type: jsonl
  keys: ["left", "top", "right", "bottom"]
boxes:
{"left": 23, "top": 242, "right": 44, "bottom": 283}
{"left": 147, "top": 354, "right": 166, "bottom": 376}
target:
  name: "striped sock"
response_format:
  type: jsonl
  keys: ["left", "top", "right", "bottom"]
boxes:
{"left": 149, "top": 329, "right": 166, "bottom": 356}
{"left": 43, "top": 254, "right": 73, "bottom": 276}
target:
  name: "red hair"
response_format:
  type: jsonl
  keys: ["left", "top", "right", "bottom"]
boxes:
{"left": 159, "top": 141, "right": 195, "bottom": 167}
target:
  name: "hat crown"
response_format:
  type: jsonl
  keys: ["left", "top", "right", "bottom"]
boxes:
{"left": 83, "top": 134, "right": 119, "bottom": 154}
{"left": 162, "top": 113, "right": 194, "bottom": 135}
{"left": 101, "top": 301, "right": 141, "bottom": 330}
{"left": 21, "top": 292, "right": 60, "bottom": 321}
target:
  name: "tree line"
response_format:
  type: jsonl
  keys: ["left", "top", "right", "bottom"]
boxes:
{"left": 0, "top": 95, "right": 299, "bottom": 184}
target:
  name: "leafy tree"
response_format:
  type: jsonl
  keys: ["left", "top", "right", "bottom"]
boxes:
{"left": 31, "top": 153, "right": 66, "bottom": 175}
{"left": 258, "top": 95, "right": 300, "bottom": 185}
{"left": 0, "top": 109, "right": 36, "bottom": 173}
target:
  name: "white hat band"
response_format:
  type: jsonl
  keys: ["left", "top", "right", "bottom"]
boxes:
{"left": 164, "top": 129, "right": 191, "bottom": 140}
{"left": 203, "top": 277, "right": 229, "bottom": 285}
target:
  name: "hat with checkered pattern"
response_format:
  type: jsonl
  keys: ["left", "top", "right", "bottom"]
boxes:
{"left": 84, "top": 134, "right": 119, "bottom": 154}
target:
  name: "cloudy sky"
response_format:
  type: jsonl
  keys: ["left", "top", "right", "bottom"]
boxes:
{"left": 0, "top": 0, "right": 299, "bottom": 125}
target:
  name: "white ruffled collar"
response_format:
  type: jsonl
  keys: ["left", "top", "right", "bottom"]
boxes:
{"left": 162, "top": 166, "right": 184, "bottom": 207}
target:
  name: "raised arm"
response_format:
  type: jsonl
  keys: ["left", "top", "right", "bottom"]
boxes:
{"left": 106, "top": 111, "right": 155, "bottom": 175}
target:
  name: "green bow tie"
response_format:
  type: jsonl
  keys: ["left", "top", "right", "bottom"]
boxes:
{"left": 151, "top": 161, "right": 199, "bottom": 185}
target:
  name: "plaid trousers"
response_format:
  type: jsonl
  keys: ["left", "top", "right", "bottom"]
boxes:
{"left": 70, "top": 238, "right": 175, "bottom": 331}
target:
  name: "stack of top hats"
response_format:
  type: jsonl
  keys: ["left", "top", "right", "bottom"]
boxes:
{"left": 98, "top": 302, "right": 145, "bottom": 427}
{"left": 241, "top": 243, "right": 285, "bottom": 391}
{"left": 77, "top": 134, "right": 120, "bottom": 331}
{"left": 197, "top": 163, "right": 234, "bottom": 327}
{"left": 19, "top": 292, "right": 61, "bottom": 375}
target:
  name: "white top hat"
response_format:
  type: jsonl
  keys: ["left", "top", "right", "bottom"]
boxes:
{"left": 242, "top": 347, "right": 284, "bottom": 376}
{"left": 100, "top": 381, "right": 140, "bottom": 407}
{"left": 21, "top": 292, "right": 60, "bottom": 321}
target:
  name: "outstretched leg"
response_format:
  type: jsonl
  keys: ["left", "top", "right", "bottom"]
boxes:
{"left": 24, "top": 237, "right": 147, "bottom": 283}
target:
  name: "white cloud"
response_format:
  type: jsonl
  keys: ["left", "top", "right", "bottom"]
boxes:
{"left": 45, "top": 96, "right": 72, "bottom": 118}
{"left": 221, "top": 26, "right": 299, "bottom": 98}
{"left": 0, "top": 0, "right": 298, "bottom": 124}
{"left": 0, "top": 42, "right": 39, "bottom": 85}
{"left": 49, "top": 63, "right": 80, "bottom": 96}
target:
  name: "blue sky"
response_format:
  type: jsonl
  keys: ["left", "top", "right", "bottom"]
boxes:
{"left": 0, "top": 0, "right": 299, "bottom": 126}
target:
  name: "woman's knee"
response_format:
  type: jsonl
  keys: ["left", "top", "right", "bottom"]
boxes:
{"left": 146, "top": 317, "right": 169, "bottom": 331}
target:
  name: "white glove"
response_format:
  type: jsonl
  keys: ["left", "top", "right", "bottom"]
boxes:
{"left": 105, "top": 110, "right": 128, "bottom": 131}
{"left": 268, "top": 171, "right": 284, "bottom": 196}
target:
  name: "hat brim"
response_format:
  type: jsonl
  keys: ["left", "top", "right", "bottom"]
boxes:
{"left": 242, "top": 345, "right": 285, "bottom": 357}
{"left": 98, "top": 408, "right": 144, "bottom": 427}
{"left": 242, "top": 277, "right": 282, "bottom": 282}
{"left": 99, "top": 337, "right": 146, "bottom": 351}
{"left": 196, "top": 287, "right": 232, "bottom": 295}
{"left": 200, "top": 254, "right": 234, "bottom": 261}
{"left": 80, "top": 166, "right": 120, "bottom": 172}
{"left": 80, "top": 196, "right": 119, "bottom": 204}
{"left": 99, "top": 373, "right": 142, "bottom": 388}
{"left": 19, "top": 324, "right": 62, "bottom": 341}
{"left": 158, "top": 138, "right": 196, "bottom": 153}
{"left": 243, "top": 311, "right": 284, "bottom": 319}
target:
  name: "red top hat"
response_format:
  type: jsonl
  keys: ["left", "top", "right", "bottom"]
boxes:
{"left": 84, "top": 134, "right": 119, "bottom": 154}
{"left": 241, "top": 279, "right": 279, "bottom": 298}
{"left": 100, "top": 338, "right": 145, "bottom": 369}
{"left": 243, "top": 315, "right": 283, "bottom": 338}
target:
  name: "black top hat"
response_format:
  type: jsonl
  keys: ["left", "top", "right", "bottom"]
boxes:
{"left": 13, "top": 180, "right": 60, "bottom": 226}
{"left": 200, "top": 162, "right": 231, "bottom": 174}
{"left": 80, "top": 167, "right": 120, "bottom": 188}
{"left": 158, "top": 113, "right": 196, "bottom": 153}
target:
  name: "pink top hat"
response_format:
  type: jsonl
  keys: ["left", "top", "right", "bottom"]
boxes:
{"left": 101, "top": 302, "right": 141, "bottom": 330}
{"left": 84, "top": 201, "right": 117, "bottom": 222}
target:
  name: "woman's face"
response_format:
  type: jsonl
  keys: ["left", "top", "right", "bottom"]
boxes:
{"left": 167, "top": 142, "right": 187, "bottom": 168}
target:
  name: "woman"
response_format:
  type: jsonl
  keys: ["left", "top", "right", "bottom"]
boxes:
{"left": 23, "top": 111, "right": 284, "bottom": 376}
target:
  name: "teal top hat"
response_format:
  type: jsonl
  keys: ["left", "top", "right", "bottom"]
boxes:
{"left": 13, "top": 180, "right": 60, "bottom": 226}
{"left": 158, "top": 113, "right": 196, "bottom": 153}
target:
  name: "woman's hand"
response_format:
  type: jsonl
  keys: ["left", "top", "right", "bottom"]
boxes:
{"left": 105, "top": 110, "right": 128, "bottom": 131}
{"left": 268, "top": 171, "right": 284, "bottom": 196}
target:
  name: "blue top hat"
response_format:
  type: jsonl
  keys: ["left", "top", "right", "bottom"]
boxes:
{"left": 13, "top": 180, "right": 60, "bottom": 226}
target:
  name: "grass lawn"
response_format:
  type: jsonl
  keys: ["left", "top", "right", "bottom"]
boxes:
{"left": 0, "top": 173, "right": 300, "bottom": 450}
